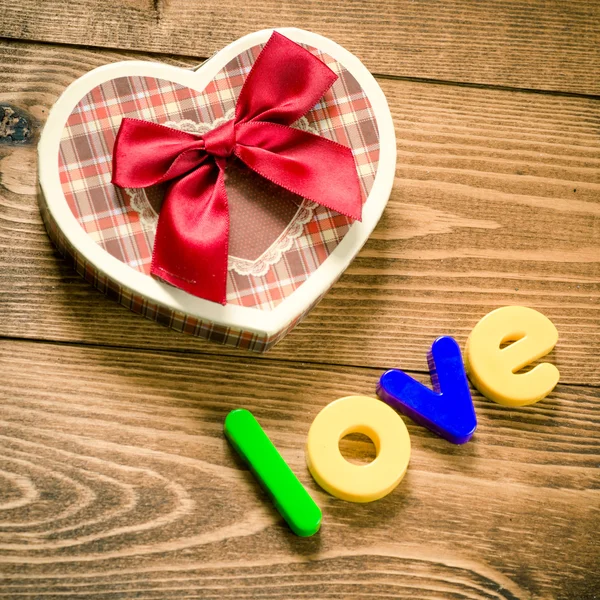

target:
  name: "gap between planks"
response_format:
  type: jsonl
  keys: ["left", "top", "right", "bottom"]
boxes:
{"left": 2, "top": 35, "right": 600, "bottom": 101}
{"left": 2, "top": 334, "right": 596, "bottom": 393}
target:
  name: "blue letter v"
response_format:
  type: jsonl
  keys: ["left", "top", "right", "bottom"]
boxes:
{"left": 377, "top": 336, "right": 477, "bottom": 444}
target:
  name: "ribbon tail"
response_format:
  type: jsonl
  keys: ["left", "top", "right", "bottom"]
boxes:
{"left": 235, "top": 122, "right": 363, "bottom": 221}
{"left": 235, "top": 31, "right": 338, "bottom": 126}
{"left": 151, "top": 162, "right": 230, "bottom": 304}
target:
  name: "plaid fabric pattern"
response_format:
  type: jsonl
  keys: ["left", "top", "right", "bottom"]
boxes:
{"left": 52, "top": 41, "right": 380, "bottom": 350}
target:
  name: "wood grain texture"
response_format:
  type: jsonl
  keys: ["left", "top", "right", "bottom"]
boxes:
{"left": 0, "top": 339, "right": 598, "bottom": 599}
{"left": 0, "top": 40, "right": 598, "bottom": 384}
{"left": 0, "top": 1, "right": 600, "bottom": 94}
{"left": 0, "top": 6, "right": 598, "bottom": 597}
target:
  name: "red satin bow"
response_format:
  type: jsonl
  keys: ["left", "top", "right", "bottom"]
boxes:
{"left": 112, "top": 32, "right": 362, "bottom": 304}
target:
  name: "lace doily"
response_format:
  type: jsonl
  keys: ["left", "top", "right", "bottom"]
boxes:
{"left": 124, "top": 109, "right": 319, "bottom": 277}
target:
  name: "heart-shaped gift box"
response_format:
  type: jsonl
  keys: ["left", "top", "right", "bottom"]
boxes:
{"left": 38, "top": 28, "right": 396, "bottom": 352}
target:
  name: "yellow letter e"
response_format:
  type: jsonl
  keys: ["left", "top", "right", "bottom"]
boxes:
{"left": 465, "top": 306, "right": 559, "bottom": 407}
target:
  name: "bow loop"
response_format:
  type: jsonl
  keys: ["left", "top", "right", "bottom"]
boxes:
{"left": 111, "top": 31, "right": 363, "bottom": 304}
{"left": 112, "top": 120, "right": 208, "bottom": 189}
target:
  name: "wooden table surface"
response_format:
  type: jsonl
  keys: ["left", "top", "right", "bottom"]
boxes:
{"left": 0, "top": 2, "right": 598, "bottom": 598}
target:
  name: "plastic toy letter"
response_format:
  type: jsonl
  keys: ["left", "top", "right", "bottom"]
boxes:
{"left": 377, "top": 336, "right": 477, "bottom": 444}
{"left": 224, "top": 409, "right": 322, "bottom": 537}
{"left": 465, "top": 306, "right": 559, "bottom": 407}
{"left": 306, "top": 396, "right": 411, "bottom": 503}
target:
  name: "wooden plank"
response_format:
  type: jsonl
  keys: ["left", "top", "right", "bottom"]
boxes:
{"left": 0, "top": 1, "right": 599, "bottom": 94}
{"left": 0, "top": 43, "right": 600, "bottom": 384}
{"left": 1, "top": 40, "right": 598, "bottom": 384}
{"left": 0, "top": 339, "right": 597, "bottom": 599}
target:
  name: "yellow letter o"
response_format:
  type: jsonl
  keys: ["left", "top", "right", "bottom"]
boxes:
{"left": 306, "top": 396, "right": 410, "bottom": 503}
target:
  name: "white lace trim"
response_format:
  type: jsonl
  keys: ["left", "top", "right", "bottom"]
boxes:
{"left": 124, "top": 111, "right": 319, "bottom": 277}
{"left": 126, "top": 187, "right": 158, "bottom": 229}
{"left": 163, "top": 108, "right": 235, "bottom": 136}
